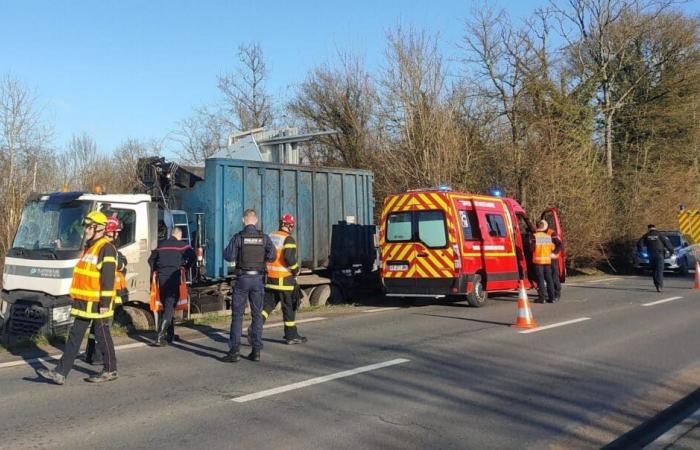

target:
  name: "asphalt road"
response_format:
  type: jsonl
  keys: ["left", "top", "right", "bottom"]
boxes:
{"left": 0, "top": 274, "right": 698, "bottom": 449}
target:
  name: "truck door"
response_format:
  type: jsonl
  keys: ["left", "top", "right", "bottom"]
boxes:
{"left": 540, "top": 208, "right": 566, "bottom": 282}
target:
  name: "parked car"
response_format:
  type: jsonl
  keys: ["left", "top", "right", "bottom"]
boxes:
{"left": 634, "top": 230, "right": 697, "bottom": 275}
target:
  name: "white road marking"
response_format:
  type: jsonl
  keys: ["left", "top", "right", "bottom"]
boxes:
{"left": 361, "top": 307, "right": 400, "bottom": 313}
{"left": 231, "top": 358, "right": 410, "bottom": 403}
{"left": 519, "top": 317, "right": 591, "bottom": 334}
{"left": 643, "top": 407, "right": 700, "bottom": 449}
{"left": 583, "top": 277, "right": 619, "bottom": 283}
{"left": 0, "top": 317, "right": 329, "bottom": 371}
{"left": 642, "top": 296, "right": 683, "bottom": 307}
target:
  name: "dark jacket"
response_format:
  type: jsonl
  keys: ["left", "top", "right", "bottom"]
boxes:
{"left": 638, "top": 230, "right": 674, "bottom": 256}
{"left": 223, "top": 225, "right": 276, "bottom": 273}
{"left": 148, "top": 238, "right": 195, "bottom": 287}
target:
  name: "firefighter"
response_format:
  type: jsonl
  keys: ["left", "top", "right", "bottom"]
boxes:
{"left": 37, "top": 212, "right": 120, "bottom": 385}
{"left": 546, "top": 226, "right": 563, "bottom": 302}
{"left": 85, "top": 249, "right": 128, "bottom": 365}
{"left": 638, "top": 224, "right": 675, "bottom": 292}
{"left": 148, "top": 226, "right": 195, "bottom": 347}
{"left": 532, "top": 220, "right": 556, "bottom": 303}
{"left": 249, "top": 214, "right": 307, "bottom": 345}
{"left": 222, "top": 209, "right": 275, "bottom": 362}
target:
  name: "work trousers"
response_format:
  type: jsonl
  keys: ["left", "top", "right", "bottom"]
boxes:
{"left": 262, "top": 289, "right": 300, "bottom": 340}
{"left": 56, "top": 316, "right": 116, "bottom": 377}
{"left": 650, "top": 252, "right": 665, "bottom": 289}
{"left": 550, "top": 259, "right": 562, "bottom": 300}
{"left": 534, "top": 264, "right": 555, "bottom": 303}
{"left": 85, "top": 317, "right": 113, "bottom": 364}
{"left": 230, "top": 275, "right": 264, "bottom": 351}
{"left": 158, "top": 282, "right": 179, "bottom": 341}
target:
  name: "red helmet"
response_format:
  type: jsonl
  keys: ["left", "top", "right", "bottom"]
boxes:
{"left": 105, "top": 216, "right": 122, "bottom": 233}
{"left": 280, "top": 214, "right": 296, "bottom": 227}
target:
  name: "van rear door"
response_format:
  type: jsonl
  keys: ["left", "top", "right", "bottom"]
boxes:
{"left": 540, "top": 208, "right": 566, "bottom": 282}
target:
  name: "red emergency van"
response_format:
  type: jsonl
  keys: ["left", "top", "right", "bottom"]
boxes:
{"left": 379, "top": 187, "right": 565, "bottom": 306}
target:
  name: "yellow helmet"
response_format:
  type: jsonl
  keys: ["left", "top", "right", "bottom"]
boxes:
{"left": 83, "top": 211, "right": 108, "bottom": 227}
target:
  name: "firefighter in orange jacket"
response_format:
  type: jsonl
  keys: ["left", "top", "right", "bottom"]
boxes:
{"left": 252, "top": 214, "right": 307, "bottom": 344}
{"left": 85, "top": 249, "right": 127, "bottom": 365}
{"left": 532, "top": 220, "right": 556, "bottom": 303}
{"left": 37, "top": 212, "right": 120, "bottom": 385}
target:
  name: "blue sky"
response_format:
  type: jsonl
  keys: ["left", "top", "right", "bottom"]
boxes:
{"left": 1, "top": 0, "right": 697, "bottom": 155}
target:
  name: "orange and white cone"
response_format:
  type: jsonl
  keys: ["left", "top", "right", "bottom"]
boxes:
{"left": 513, "top": 280, "right": 537, "bottom": 329}
{"left": 694, "top": 261, "right": 700, "bottom": 290}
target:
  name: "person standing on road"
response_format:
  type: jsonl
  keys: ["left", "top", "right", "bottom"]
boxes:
{"left": 148, "top": 227, "right": 195, "bottom": 347}
{"left": 532, "top": 220, "right": 556, "bottom": 303}
{"left": 85, "top": 249, "right": 128, "bottom": 365}
{"left": 222, "top": 209, "right": 275, "bottom": 362}
{"left": 37, "top": 212, "right": 120, "bottom": 385}
{"left": 546, "top": 226, "right": 563, "bottom": 301}
{"left": 250, "top": 214, "right": 307, "bottom": 345}
{"left": 638, "top": 224, "right": 675, "bottom": 292}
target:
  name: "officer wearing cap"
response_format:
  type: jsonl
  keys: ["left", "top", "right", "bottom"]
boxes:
{"left": 222, "top": 209, "right": 275, "bottom": 362}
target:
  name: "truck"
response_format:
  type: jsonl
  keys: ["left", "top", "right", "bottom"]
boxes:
{"left": 379, "top": 186, "right": 565, "bottom": 306}
{"left": 0, "top": 157, "right": 375, "bottom": 340}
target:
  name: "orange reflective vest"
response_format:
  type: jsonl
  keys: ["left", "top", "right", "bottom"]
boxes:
{"left": 533, "top": 231, "right": 555, "bottom": 265}
{"left": 265, "top": 230, "right": 297, "bottom": 291}
{"left": 69, "top": 237, "right": 117, "bottom": 319}
{"left": 546, "top": 229, "right": 559, "bottom": 260}
{"left": 115, "top": 271, "right": 127, "bottom": 305}
{"left": 149, "top": 269, "right": 189, "bottom": 312}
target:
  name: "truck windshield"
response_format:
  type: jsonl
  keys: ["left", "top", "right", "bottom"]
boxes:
{"left": 12, "top": 200, "right": 92, "bottom": 252}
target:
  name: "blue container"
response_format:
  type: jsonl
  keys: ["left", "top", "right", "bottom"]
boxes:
{"left": 174, "top": 158, "right": 374, "bottom": 279}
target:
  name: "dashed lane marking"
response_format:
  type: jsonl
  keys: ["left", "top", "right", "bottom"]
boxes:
{"left": 519, "top": 317, "right": 591, "bottom": 334}
{"left": 361, "top": 307, "right": 401, "bottom": 313}
{"left": 642, "top": 296, "right": 684, "bottom": 307}
{"left": 583, "top": 277, "right": 620, "bottom": 283}
{"left": 231, "top": 358, "right": 411, "bottom": 403}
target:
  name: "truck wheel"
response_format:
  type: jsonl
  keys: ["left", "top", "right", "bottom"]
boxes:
{"left": 309, "top": 285, "right": 331, "bottom": 307}
{"left": 298, "top": 289, "right": 311, "bottom": 309}
{"left": 466, "top": 275, "right": 487, "bottom": 308}
{"left": 115, "top": 305, "right": 153, "bottom": 331}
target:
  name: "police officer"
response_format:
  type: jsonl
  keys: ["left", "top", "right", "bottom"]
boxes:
{"left": 222, "top": 209, "right": 275, "bottom": 362}
{"left": 547, "top": 226, "right": 563, "bottom": 302}
{"left": 532, "top": 220, "right": 556, "bottom": 303}
{"left": 148, "top": 226, "right": 195, "bottom": 347}
{"left": 638, "top": 224, "right": 675, "bottom": 292}
{"left": 252, "top": 214, "right": 307, "bottom": 345}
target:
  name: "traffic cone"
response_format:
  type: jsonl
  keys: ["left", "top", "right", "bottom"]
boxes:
{"left": 513, "top": 280, "right": 538, "bottom": 329}
{"left": 694, "top": 261, "right": 700, "bottom": 290}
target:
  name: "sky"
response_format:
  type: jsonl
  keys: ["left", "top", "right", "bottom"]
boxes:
{"left": 1, "top": 0, "right": 698, "bottom": 156}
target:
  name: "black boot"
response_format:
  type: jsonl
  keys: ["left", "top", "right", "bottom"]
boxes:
{"left": 154, "top": 322, "right": 168, "bottom": 347}
{"left": 285, "top": 335, "right": 307, "bottom": 345}
{"left": 222, "top": 348, "right": 240, "bottom": 363}
{"left": 248, "top": 349, "right": 260, "bottom": 362}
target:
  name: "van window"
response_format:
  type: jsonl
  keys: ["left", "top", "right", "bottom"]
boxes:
{"left": 417, "top": 211, "right": 447, "bottom": 248}
{"left": 486, "top": 214, "right": 507, "bottom": 238}
{"left": 386, "top": 212, "right": 413, "bottom": 242}
{"left": 459, "top": 210, "right": 480, "bottom": 240}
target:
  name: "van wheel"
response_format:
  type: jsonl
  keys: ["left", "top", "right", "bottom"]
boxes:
{"left": 467, "top": 275, "right": 487, "bottom": 307}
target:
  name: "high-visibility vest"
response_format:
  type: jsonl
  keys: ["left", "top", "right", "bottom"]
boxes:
{"left": 546, "top": 229, "right": 559, "bottom": 260}
{"left": 533, "top": 231, "right": 555, "bottom": 265}
{"left": 265, "top": 230, "right": 297, "bottom": 292}
{"left": 114, "top": 271, "right": 127, "bottom": 305}
{"left": 69, "top": 237, "right": 117, "bottom": 319}
{"left": 149, "top": 269, "right": 189, "bottom": 312}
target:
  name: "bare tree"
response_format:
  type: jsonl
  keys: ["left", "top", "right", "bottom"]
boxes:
{"left": 173, "top": 106, "right": 229, "bottom": 165}
{"left": 288, "top": 53, "right": 376, "bottom": 168}
{"left": 218, "top": 42, "right": 274, "bottom": 131}
{"left": 552, "top": 0, "right": 676, "bottom": 178}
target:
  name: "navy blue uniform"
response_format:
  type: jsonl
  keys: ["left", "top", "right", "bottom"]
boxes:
{"left": 638, "top": 230, "right": 674, "bottom": 291}
{"left": 224, "top": 225, "right": 275, "bottom": 351}
{"left": 148, "top": 238, "right": 195, "bottom": 341}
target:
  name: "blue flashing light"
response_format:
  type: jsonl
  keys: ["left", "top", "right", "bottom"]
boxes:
{"left": 489, "top": 186, "right": 503, "bottom": 197}
{"left": 436, "top": 185, "right": 452, "bottom": 191}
